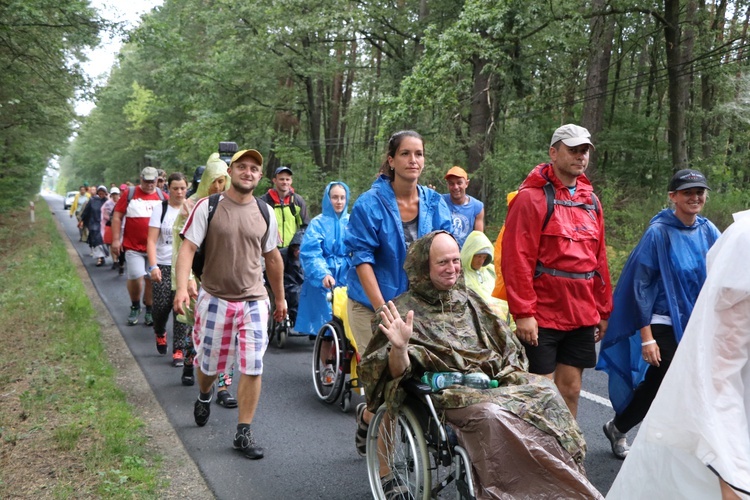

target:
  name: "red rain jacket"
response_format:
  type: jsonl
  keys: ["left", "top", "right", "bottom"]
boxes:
{"left": 501, "top": 163, "right": 612, "bottom": 331}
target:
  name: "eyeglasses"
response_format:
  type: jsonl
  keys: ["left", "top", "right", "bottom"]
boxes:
{"left": 142, "top": 179, "right": 157, "bottom": 184}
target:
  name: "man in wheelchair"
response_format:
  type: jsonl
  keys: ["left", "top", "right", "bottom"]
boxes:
{"left": 360, "top": 231, "right": 602, "bottom": 499}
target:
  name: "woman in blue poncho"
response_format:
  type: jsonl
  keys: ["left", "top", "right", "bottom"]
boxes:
{"left": 597, "top": 169, "right": 721, "bottom": 460}
{"left": 297, "top": 182, "right": 351, "bottom": 383}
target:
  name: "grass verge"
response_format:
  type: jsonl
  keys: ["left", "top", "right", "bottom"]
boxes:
{"left": 0, "top": 202, "right": 162, "bottom": 498}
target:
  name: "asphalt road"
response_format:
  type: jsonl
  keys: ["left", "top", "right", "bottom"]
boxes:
{"left": 47, "top": 193, "right": 625, "bottom": 499}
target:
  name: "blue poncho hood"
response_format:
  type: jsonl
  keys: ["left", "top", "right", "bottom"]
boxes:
{"left": 597, "top": 208, "right": 720, "bottom": 413}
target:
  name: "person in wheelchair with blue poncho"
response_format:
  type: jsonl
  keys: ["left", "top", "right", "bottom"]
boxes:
{"left": 296, "top": 182, "right": 351, "bottom": 383}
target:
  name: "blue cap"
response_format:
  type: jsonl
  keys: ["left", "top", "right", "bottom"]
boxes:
{"left": 274, "top": 166, "right": 293, "bottom": 177}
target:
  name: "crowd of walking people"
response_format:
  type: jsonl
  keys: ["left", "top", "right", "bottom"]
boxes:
{"left": 67, "top": 125, "right": 749, "bottom": 499}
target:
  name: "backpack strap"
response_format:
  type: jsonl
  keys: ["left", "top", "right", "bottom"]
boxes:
{"left": 255, "top": 196, "right": 272, "bottom": 249}
{"left": 159, "top": 199, "right": 169, "bottom": 224}
{"left": 541, "top": 181, "right": 600, "bottom": 230}
{"left": 204, "top": 193, "right": 222, "bottom": 237}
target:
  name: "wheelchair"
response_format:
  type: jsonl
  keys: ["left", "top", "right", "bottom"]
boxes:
{"left": 266, "top": 264, "right": 305, "bottom": 349}
{"left": 365, "top": 378, "right": 476, "bottom": 500}
{"left": 311, "top": 286, "right": 361, "bottom": 412}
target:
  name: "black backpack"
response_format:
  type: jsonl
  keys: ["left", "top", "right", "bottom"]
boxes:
{"left": 189, "top": 193, "right": 272, "bottom": 280}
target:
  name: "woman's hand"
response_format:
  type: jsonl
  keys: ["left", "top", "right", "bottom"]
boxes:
{"left": 642, "top": 342, "right": 661, "bottom": 367}
{"left": 187, "top": 278, "right": 198, "bottom": 299}
{"left": 150, "top": 267, "right": 162, "bottom": 283}
{"left": 322, "top": 275, "right": 335, "bottom": 289}
{"left": 378, "top": 300, "right": 413, "bottom": 350}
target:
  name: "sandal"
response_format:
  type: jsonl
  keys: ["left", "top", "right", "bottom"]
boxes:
{"left": 355, "top": 402, "right": 369, "bottom": 457}
{"left": 380, "top": 472, "right": 414, "bottom": 500}
{"left": 96, "top": 257, "right": 105, "bottom": 267}
{"left": 216, "top": 390, "right": 238, "bottom": 408}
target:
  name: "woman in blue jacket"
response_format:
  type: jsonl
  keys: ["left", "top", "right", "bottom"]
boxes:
{"left": 597, "top": 169, "right": 721, "bottom": 460}
{"left": 297, "top": 182, "right": 351, "bottom": 382}
{"left": 344, "top": 129, "right": 452, "bottom": 464}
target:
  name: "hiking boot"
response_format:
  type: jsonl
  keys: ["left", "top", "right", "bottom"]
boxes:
{"left": 603, "top": 419, "right": 630, "bottom": 459}
{"left": 144, "top": 312, "right": 154, "bottom": 326}
{"left": 172, "top": 350, "right": 184, "bottom": 367}
{"left": 181, "top": 365, "right": 195, "bottom": 386}
{"left": 194, "top": 394, "right": 212, "bottom": 426}
{"left": 355, "top": 402, "right": 369, "bottom": 457}
{"left": 216, "top": 390, "right": 238, "bottom": 408}
{"left": 380, "top": 472, "right": 414, "bottom": 500}
{"left": 155, "top": 333, "right": 167, "bottom": 355}
{"left": 127, "top": 306, "right": 140, "bottom": 325}
{"left": 233, "top": 426, "right": 264, "bottom": 459}
{"left": 321, "top": 364, "right": 335, "bottom": 387}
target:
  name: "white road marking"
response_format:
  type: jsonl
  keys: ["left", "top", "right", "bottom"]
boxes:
{"left": 581, "top": 390, "right": 612, "bottom": 408}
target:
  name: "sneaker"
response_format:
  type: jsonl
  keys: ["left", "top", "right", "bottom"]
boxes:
{"left": 355, "top": 402, "right": 369, "bottom": 457}
{"left": 233, "top": 426, "right": 264, "bottom": 459}
{"left": 321, "top": 364, "right": 335, "bottom": 386}
{"left": 144, "top": 312, "right": 154, "bottom": 326}
{"left": 380, "top": 472, "right": 414, "bottom": 500}
{"left": 155, "top": 333, "right": 167, "bottom": 355}
{"left": 172, "top": 350, "right": 184, "bottom": 367}
{"left": 181, "top": 365, "right": 195, "bottom": 386}
{"left": 603, "top": 419, "right": 630, "bottom": 459}
{"left": 127, "top": 306, "right": 140, "bottom": 325}
{"left": 194, "top": 394, "right": 212, "bottom": 426}
{"left": 216, "top": 390, "right": 238, "bottom": 408}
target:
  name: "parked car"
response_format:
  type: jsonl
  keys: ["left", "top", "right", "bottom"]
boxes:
{"left": 64, "top": 191, "right": 77, "bottom": 210}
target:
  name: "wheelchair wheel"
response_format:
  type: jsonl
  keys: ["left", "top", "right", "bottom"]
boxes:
{"left": 311, "top": 322, "right": 344, "bottom": 403}
{"left": 275, "top": 320, "right": 288, "bottom": 348}
{"left": 366, "top": 404, "right": 431, "bottom": 500}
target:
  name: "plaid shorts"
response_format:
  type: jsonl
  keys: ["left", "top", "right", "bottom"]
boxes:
{"left": 193, "top": 289, "right": 270, "bottom": 376}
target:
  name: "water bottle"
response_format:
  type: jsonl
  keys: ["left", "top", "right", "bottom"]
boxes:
{"left": 463, "top": 372, "right": 499, "bottom": 389}
{"left": 421, "top": 372, "right": 465, "bottom": 391}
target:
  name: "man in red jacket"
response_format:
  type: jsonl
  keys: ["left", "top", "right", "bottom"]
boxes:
{"left": 501, "top": 124, "right": 612, "bottom": 418}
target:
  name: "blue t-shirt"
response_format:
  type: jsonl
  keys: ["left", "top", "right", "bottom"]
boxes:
{"left": 442, "top": 194, "right": 483, "bottom": 247}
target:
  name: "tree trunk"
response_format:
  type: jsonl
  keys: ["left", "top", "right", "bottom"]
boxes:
{"left": 466, "top": 55, "right": 492, "bottom": 199}
{"left": 581, "top": 0, "right": 614, "bottom": 177}
{"left": 326, "top": 44, "right": 344, "bottom": 173}
{"left": 664, "top": 0, "right": 696, "bottom": 171}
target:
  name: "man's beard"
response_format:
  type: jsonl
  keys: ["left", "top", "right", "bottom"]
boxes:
{"left": 232, "top": 179, "right": 256, "bottom": 195}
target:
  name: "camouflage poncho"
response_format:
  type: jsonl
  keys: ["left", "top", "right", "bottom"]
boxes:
{"left": 360, "top": 231, "right": 588, "bottom": 463}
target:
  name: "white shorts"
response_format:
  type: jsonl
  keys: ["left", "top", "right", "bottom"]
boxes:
{"left": 125, "top": 250, "right": 151, "bottom": 280}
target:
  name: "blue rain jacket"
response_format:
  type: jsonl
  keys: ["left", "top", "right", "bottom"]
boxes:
{"left": 345, "top": 175, "right": 452, "bottom": 310}
{"left": 295, "top": 182, "right": 352, "bottom": 335}
{"left": 596, "top": 208, "right": 720, "bottom": 413}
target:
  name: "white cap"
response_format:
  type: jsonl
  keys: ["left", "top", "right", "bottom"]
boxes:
{"left": 550, "top": 124, "right": 595, "bottom": 149}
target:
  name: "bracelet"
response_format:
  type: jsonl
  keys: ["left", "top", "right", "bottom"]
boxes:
{"left": 641, "top": 339, "right": 656, "bottom": 346}
{"left": 148, "top": 265, "right": 158, "bottom": 273}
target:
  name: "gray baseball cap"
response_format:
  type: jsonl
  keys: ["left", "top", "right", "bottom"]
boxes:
{"left": 550, "top": 124, "right": 595, "bottom": 149}
{"left": 141, "top": 166, "right": 159, "bottom": 181}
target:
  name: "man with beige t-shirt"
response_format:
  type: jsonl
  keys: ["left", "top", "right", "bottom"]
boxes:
{"left": 174, "top": 148, "right": 286, "bottom": 460}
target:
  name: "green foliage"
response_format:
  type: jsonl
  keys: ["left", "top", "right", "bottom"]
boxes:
{"left": 0, "top": 0, "right": 103, "bottom": 211}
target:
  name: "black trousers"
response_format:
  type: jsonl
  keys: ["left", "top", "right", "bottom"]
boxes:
{"left": 613, "top": 323, "right": 678, "bottom": 433}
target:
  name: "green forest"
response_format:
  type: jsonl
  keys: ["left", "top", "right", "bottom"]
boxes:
{"left": 3, "top": 0, "right": 750, "bottom": 265}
